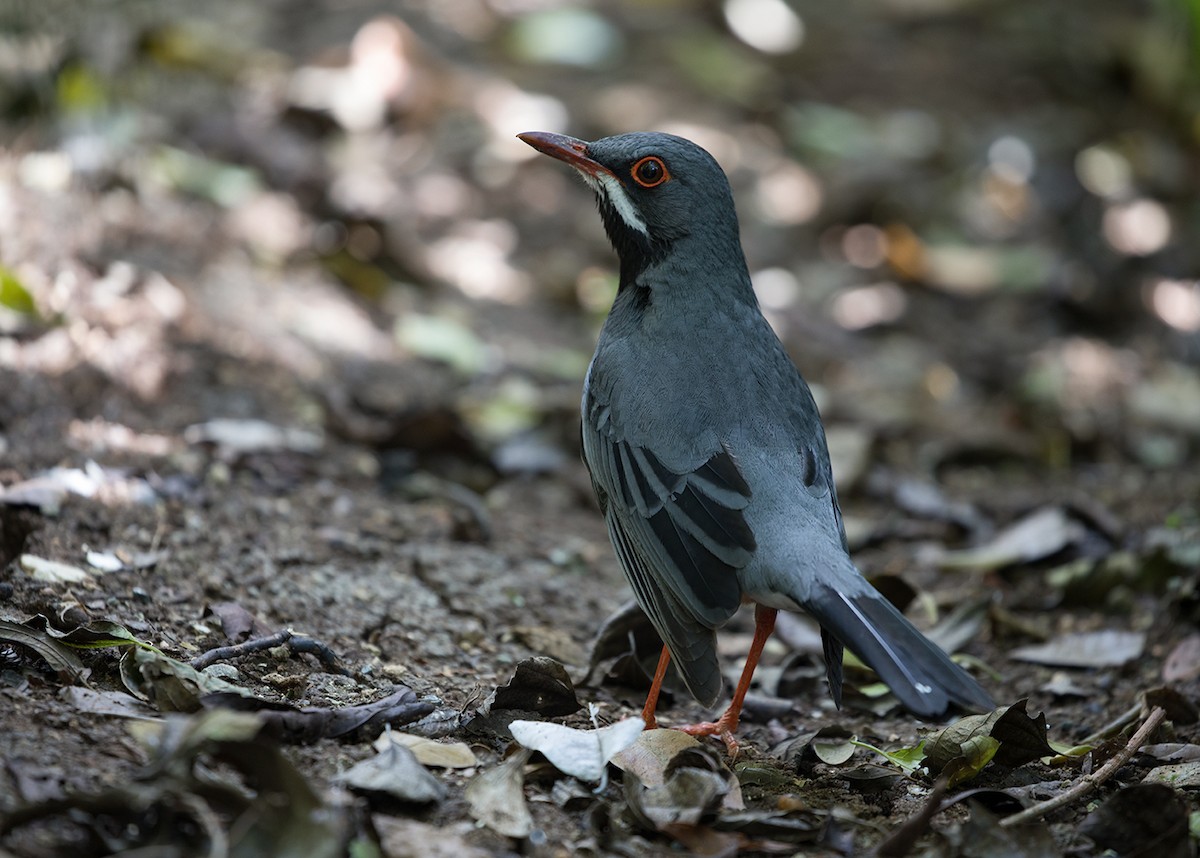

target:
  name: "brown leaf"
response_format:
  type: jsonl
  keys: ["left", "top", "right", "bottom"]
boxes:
{"left": 491, "top": 656, "right": 580, "bottom": 716}
{"left": 1163, "top": 633, "right": 1200, "bottom": 683}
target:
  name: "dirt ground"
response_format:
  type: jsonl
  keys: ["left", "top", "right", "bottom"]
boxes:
{"left": 2, "top": 1, "right": 1200, "bottom": 856}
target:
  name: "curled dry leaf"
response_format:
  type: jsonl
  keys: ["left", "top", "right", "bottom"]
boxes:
{"left": 623, "top": 766, "right": 730, "bottom": 832}
{"left": 509, "top": 717, "right": 644, "bottom": 783}
{"left": 465, "top": 748, "right": 533, "bottom": 838}
{"left": 610, "top": 728, "right": 704, "bottom": 786}
{"left": 937, "top": 506, "right": 1085, "bottom": 571}
{"left": 184, "top": 418, "right": 324, "bottom": 455}
{"left": 491, "top": 656, "right": 581, "bottom": 716}
{"left": 923, "top": 699, "right": 1053, "bottom": 779}
{"left": 336, "top": 739, "right": 446, "bottom": 803}
{"left": 1010, "top": 630, "right": 1145, "bottom": 668}
{"left": 378, "top": 731, "right": 477, "bottom": 768}
{"left": 0, "top": 618, "right": 87, "bottom": 683}
{"left": 19, "top": 554, "right": 93, "bottom": 585}
{"left": 1141, "top": 761, "right": 1200, "bottom": 788}
{"left": 1163, "top": 633, "right": 1200, "bottom": 683}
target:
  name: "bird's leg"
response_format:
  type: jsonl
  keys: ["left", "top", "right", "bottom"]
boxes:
{"left": 641, "top": 645, "right": 672, "bottom": 730}
{"left": 678, "top": 605, "right": 778, "bottom": 753}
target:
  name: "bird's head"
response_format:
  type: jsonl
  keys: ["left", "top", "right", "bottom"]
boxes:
{"left": 518, "top": 131, "right": 744, "bottom": 284}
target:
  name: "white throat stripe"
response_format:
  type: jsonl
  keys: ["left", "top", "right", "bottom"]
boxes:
{"left": 575, "top": 169, "right": 648, "bottom": 236}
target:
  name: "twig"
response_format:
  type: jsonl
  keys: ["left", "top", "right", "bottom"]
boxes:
{"left": 190, "top": 630, "right": 293, "bottom": 670}
{"left": 999, "top": 706, "right": 1166, "bottom": 828}
{"left": 191, "top": 629, "right": 351, "bottom": 675}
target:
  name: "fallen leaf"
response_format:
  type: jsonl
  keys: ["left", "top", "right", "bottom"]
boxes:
{"left": 923, "top": 699, "right": 1052, "bottom": 778}
{"left": 205, "top": 601, "right": 274, "bottom": 641}
{"left": 379, "top": 732, "right": 477, "bottom": 768}
{"left": 0, "top": 619, "right": 87, "bottom": 682}
{"left": 610, "top": 728, "right": 703, "bottom": 786}
{"left": 852, "top": 737, "right": 925, "bottom": 774}
{"left": 811, "top": 726, "right": 857, "bottom": 766}
{"left": 65, "top": 687, "right": 159, "bottom": 720}
{"left": 336, "top": 739, "right": 445, "bottom": 803}
{"left": 1141, "top": 761, "right": 1200, "bottom": 788}
{"left": 1163, "top": 634, "right": 1200, "bottom": 683}
{"left": 841, "top": 763, "right": 905, "bottom": 793}
{"left": 937, "top": 507, "right": 1085, "bottom": 571}
{"left": 184, "top": 418, "right": 323, "bottom": 455}
{"left": 85, "top": 550, "right": 125, "bottom": 572}
{"left": 1010, "top": 630, "right": 1145, "bottom": 668}
{"left": 465, "top": 748, "right": 533, "bottom": 838}
{"left": 509, "top": 717, "right": 644, "bottom": 783}
{"left": 1038, "top": 672, "right": 1091, "bottom": 698}
{"left": 491, "top": 656, "right": 581, "bottom": 716}
{"left": 374, "top": 817, "right": 492, "bottom": 858}
{"left": 624, "top": 766, "right": 730, "bottom": 831}
{"left": 1140, "top": 744, "right": 1200, "bottom": 763}
{"left": 19, "top": 554, "right": 93, "bottom": 584}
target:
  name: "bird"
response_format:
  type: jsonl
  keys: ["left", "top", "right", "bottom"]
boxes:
{"left": 517, "top": 130, "right": 994, "bottom": 748}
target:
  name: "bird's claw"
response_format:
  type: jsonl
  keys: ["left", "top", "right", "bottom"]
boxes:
{"left": 676, "top": 720, "right": 740, "bottom": 756}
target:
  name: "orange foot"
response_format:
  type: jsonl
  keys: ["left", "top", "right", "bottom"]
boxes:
{"left": 676, "top": 719, "right": 740, "bottom": 756}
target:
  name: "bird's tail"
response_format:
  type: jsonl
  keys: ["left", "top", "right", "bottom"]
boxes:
{"left": 806, "top": 584, "right": 994, "bottom": 717}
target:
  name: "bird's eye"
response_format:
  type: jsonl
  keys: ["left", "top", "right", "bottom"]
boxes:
{"left": 631, "top": 156, "right": 669, "bottom": 188}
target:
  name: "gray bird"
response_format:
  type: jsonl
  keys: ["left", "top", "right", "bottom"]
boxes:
{"left": 518, "top": 130, "right": 994, "bottom": 745}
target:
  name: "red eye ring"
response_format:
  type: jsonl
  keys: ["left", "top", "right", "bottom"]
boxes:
{"left": 631, "top": 156, "right": 670, "bottom": 188}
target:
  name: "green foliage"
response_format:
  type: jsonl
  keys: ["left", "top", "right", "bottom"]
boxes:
{"left": 0, "top": 266, "right": 36, "bottom": 314}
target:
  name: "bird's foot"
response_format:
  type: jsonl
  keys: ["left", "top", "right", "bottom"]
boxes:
{"left": 676, "top": 719, "right": 740, "bottom": 757}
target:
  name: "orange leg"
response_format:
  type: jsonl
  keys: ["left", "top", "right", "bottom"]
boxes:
{"left": 641, "top": 644, "right": 672, "bottom": 730}
{"left": 678, "top": 605, "right": 778, "bottom": 754}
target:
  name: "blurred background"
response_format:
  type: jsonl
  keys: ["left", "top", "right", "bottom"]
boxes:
{"left": 2, "top": 0, "right": 1199, "bottom": 485}
{"left": 2, "top": 0, "right": 1200, "bottom": 480}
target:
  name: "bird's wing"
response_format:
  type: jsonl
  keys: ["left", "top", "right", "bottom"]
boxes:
{"left": 582, "top": 383, "right": 756, "bottom": 702}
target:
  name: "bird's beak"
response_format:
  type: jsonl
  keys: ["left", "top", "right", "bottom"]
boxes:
{"left": 517, "top": 131, "right": 614, "bottom": 179}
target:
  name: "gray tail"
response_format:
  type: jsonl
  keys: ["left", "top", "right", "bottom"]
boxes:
{"left": 807, "top": 585, "right": 994, "bottom": 717}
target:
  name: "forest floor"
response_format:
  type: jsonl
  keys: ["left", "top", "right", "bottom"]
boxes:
{"left": 2, "top": 1, "right": 1199, "bottom": 856}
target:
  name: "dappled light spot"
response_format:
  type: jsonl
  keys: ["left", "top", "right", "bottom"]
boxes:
{"left": 723, "top": 0, "right": 805, "bottom": 55}
{"left": 17, "top": 151, "right": 72, "bottom": 191}
{"left": 475, "top": 81, "right": 569, "bottom": 162}
{"left": 412, "top": 172, "right": 477, "bottom": 220}
{"left": 658, "top": 123, "right": 741, "bottom": 168}
{"left": 507, "top": 8, "right": 623, "bottom": 68}
{"left": 228, "top": 192, "right": 313, "bottom": 261}
{"left": 1025, "top": 337, "right": 1137, "bottom": 415}
{"left": 842, "top": 224, "right": 887, "bottom": 269}
{"left": 751, "top": 267, "right": 800, "bottom": 310}
{"left": 1103, "top": 198, "right": 1170, "bottom": 256}
{"left": 328, "top": 156, "right": 399, "bottom": 216}
{"left": 592, "top": 84, "right": 669, "bottom": 133}
{"left": 923, "top": 362, "right": 960, "bottom": 401}
{"left": 988, "top": 135, "right": 1035, "bottom": 183}
{"left": 426, "top": 219, "right": 531, "bottom": 302}
{"left": 68, "top": 419, "right": 178, "bottom": 457}
{"left": 753, "top": 160, "right": 821, "bottom": 226}
{"left": 1075, "top": 144, "right": 1133, "bottom": 198}
{"left": 288, "top": 17, "right": 424, "bottom": 132}
{"left": 1144, "top": 278, "right": 1200, "bottom": 333}
{"left": 829, "top": 282, "right": 906, "bottom": 330}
